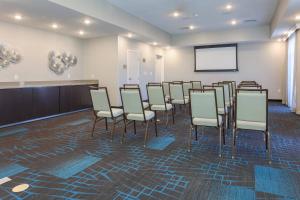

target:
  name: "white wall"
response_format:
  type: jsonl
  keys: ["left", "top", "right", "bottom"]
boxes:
{"left": 0, "top": 21, "right": 84, "bottom": 82}
{"left": 118, "top": 36, "right": 164, "bottom": 100}
{"left": 165, "top": 41, "right": 286, "bottom": 99}
{"left": 83, "top": 36, "right": 119, "bottom": 105}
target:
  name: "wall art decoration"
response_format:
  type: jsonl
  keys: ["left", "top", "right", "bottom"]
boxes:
{"left": 0, "top": 44, "right": 22, "bottom": 69}
{"left": 48, "top": 51, "right": 78, "bottom": 75}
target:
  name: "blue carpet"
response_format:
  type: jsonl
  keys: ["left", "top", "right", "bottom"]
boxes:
{"left": 44, "top": 155, "right": 101, "bottom": 179}
{"left": 147, "top": 135, "right": 175, "bottom": 150}
{"left": 0, "top": 163, "right": 28, "bottom": 179}
{"left": 0, "top": 127, "right": 28, "bottom": 137}
{"left": 67, "top": 118, "right": 91, "bottom": 126}
{"left": 208, "top": 185, "right": 255, "bottom": 200}
{"left": 255, "top": 165, "right": 300, "bottom": 198}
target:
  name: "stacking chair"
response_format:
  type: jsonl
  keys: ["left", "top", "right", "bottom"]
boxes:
{"left": 191, "top": 81, "right": 202, "bottom": 89}
{"left": 232, "top": 89, "right": 270, "bottom": 160}
{"left": 188, "top": 89, "right": 225, "bottom": 157}
{"left": 120, "top": 87, "right": 157, "bottom": 147}
{"left": 218, "top": 82, "right": 232, "bottom": 128}
{"left": 162, "top": 82, "right": 171, "bottom": 102}
{"left": 90, "top": 87, "right": 125, "bottom": 141}
{"left": 170, "top": 82, "right": 189, "bottom": 112}
{"left": 123, "top": 84, "right": 149, "bottom": 109}
{"left": 183, "top": 81, "right": 193, "bottom": 98}
{"left": 147, "top": 84, "right": 175, "bottom": 126}
{"left": 238, "top": 84, "right": 262, "bottom": 90}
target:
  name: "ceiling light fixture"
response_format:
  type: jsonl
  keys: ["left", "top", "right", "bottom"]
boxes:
{"left": 296, "top": 15, "right": 300, "bottom": 20}
{"left": 153, "top": 42, "right": 158, "bottom": 46}
{"left": 231, "top": 20, "right": 237, "bottom": 25}
{"left": 14, "top": 14, "right": 22, "bottom": 21}
{"left": 226, "top": 4, "right": 233, "bottom": 10}
{"left": 172, "top": 11, "right": 180, "bottom": 17}
{"left": 84, "top": 19, "right": 91, "bottom": 25}
{"left": 51, "top": 23, "right": 58, "bottom": 29}
{"left": 127, "top": 33, "right": 133, "bottom": 38}
{"left": 189, "top": 25, "right": 195, "bottom": 30}
{"left": 79, "top": 30, "right": 85, "bottom": 35}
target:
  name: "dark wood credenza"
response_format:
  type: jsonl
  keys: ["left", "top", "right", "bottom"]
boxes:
{"left": 0, "top": 80, "right": 98, "bottom": 127}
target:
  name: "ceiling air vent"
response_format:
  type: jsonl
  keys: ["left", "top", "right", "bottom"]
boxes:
{"left": 179, "top": 26, "right": 191, "bottom": 30}
{"left": 243, "top": 19, "right": 257, "bottom": 23}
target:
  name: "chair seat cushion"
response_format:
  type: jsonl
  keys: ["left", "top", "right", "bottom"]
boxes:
{"left": 171, "top": 98, "right": 189, "bottom": 104}
{"left": 218, "top": 107, "right": 228, "bottom": 115}
{"left": 151, "top": 103, "right": 172, "bottom": 111}
{"left": 127, "top": 110, "right": 155, "bottom": 121}
{"left": 237, "top": 120, "right": 266, "bottom": 131}
{"left": 97, "top": 108, "right": 123, "bottom": 118}
{"left": 193, "top": 115, "right": 222, "bottom": 127}
{"left": 143, "top": 102, "right": 149, "bottom": 109}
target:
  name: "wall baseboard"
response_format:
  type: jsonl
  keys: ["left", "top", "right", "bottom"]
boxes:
{"left": 269, "top": 99, "right": 282, "bottom": 102}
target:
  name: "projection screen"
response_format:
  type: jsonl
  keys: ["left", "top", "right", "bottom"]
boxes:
{"left": 194, "top": 44, "right": 238, "bottom": 72}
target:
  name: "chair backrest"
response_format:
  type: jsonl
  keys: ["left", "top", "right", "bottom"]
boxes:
{"left": 219, "top": 83, "right": 230, "bottom": 106}
{"left": 183, "top": 82, "right": 193, "bottom": 97}
{"left": 203, "top": 85, "right": 225, "bottom": 111}
{"left": 192, "top": 81, "right": 202, "bottom": 89}
{"left": 170, "top": 82, "right": 184, "bottom": 101}
{"left": 236, "top": 89, "right": 268, "bottom": 125}
{"left": 147, "top": 84, "right": 166, "bottom": 106}
{"left": 162, "top": 82, "right": 170, "bottom": 96}
{"left": 238, "top": 85, "right": 262, "bottom": 90}
{"left": 124, "top": 84, "right": 140, "bottom": 89}
{"left": 90, "top": 87, "right": 112, "bottom": 115}
{"left": 148, "top": 82, "right": 161, "bottom": 86}
{"left": 120, "top": 88, "right": 144, "bottom": 116}
{"left": 189, "top": 89, "right": 219, "bottom": 126}
{"left": 222, "top": 81, "right": 233, "bottom": 100}
{"left": 231, "top": 81, "right": 236, "bottom": 97}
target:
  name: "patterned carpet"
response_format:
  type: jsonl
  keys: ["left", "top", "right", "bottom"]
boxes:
{"left": 0, "top": 102, "right": 300, "bottom": 200}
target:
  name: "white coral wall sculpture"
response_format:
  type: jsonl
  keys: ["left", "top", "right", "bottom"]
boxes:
{"left": 48, "top": 51, "right": 78, "bottom": 75}
{"left": 0, "top": 44, "right": 21, "bottom": 69}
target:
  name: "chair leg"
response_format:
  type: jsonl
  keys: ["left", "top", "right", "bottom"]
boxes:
{"left": 165, "top": 110, "right": 169, "bottom": 127}
{"left": 154, "top": 113, "right": 158, "bottom": 137}
{"left": 232, "top": 128, "right": 236, "bottom": 159}
{"left": 219, "top": 126, "right": 222, "bottom": 158}
{"left": 225, "top": 113, "right": 228, "bottom": 129}
{"left": 222, "top": 122, "right": 226, "bottom": 145}
{"left": 188, "top": 125, "right": 193, "bottom": 152}
{"left": 111, "top": 118, "right": 116, "bottom": 142}
{"left": 267, "top": 131, "right": 272, "bottom": 163}
{"left": 123, "top": 116, "right": 127, "bottom": 133}
{"left": 195, "top": 126, "right": 198, "bottom": 141}
{"left": 105, "top": 118, "right": 108, "bottom": 131}
{"left": 144, "top": 121, "right": 150, "bottom": 147}
{"left": 172, "top": 108, "right": 175, "bottom": 124}
{"left": 121, "top": 120, "right": 126, "bottom": 144}
{"left": 91, "top": 117, "right": 97, "bottom": 137}
{"left": 133, "top": 121, "right": 136, "bottom": 135}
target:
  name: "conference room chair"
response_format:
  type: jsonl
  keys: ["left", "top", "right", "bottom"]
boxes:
{"left": 239, "top": 81, "right": 258, "bottom": 85}
{"left": 238, "top": 84, "right": 262, "bottom": 90}
{"left": 204, "top": 85, "right": 228, "bottom": 133}
{"left": 90, "top": 87, "right": 125, "bottom": 141}
{"left": 218, "top": 82, "right": 232, "bottom": 128}
{"left": 170, "top": 82, "right": 190, "bottom": 112}
{"left": 191, "top": 81, "right": 202, "bottom": 89}
{"left": 183, "top": 81, "right": 193, "bottom": 98}
{"left": 120, "top": 87, "right": 157, "bottom": 147}
{"left": 188, "top": 89, "right": 225, "bottom": 157}
{"left": 162, "top": 81, "right": 171, "bottom": 102}
{"left": 147, "top": 83, "right": 175, "bottom": 126}
{"left": 123, "top": 83, "right": 149, "bottom": 109}
{"left": 232, "top": 89, "right": 270, "bottom": 160}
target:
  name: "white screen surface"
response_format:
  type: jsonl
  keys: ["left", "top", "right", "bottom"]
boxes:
{"left": 195, "top": 45, "right": 237, "bottom": 71}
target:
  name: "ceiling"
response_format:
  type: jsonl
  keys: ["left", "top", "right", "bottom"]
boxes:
{"left": 0, "top": 0, "right": 125, "bottom": 39}
{"left": 106, "top": 0, "right": 279, "bottom": 34}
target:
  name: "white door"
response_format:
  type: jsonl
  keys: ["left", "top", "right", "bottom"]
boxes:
{"left": 155, "top": 55, "right": 164, "bottom": 82}
{"left": 127, "top": 50, "right": 140, "bottom": 84}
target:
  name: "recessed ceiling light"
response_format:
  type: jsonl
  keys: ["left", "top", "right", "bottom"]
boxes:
{"left": 84, "top": 19, "right": 91, "bottom": 25}
{"left": 51, "top": 23, "right": 58, "bottom": 29}
{"left": 231, "top": 20, "right": 237, "bottom": 25}
{"left": 172, "top": 11, "right": 180, "bottom": 17}
{"left": 14, "top": 14, "right": 22, "bottom": 21}
{"left": 152, "top": 42, "right": 158, "bottom": 46}
{"left": 226, "top": 4, "right": 233, "bottom": 10}
{"left": 295, "top": 15, "right": 300, "bottom": 20}
{"left": 79, "top": 30, "right": 85, "bottom": 35}
{"left": 189, "top": 25, "right": 195, "bottom": 30}
{"left": 277, "top": 38, "right": 282, "bottom": 42}
{"left": 127, "top": 33, "right": 133, "bottom": 38}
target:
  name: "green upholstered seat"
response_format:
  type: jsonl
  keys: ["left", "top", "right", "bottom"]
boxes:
{"left": 97, "top": 108, "right": 123, "bottom": 118}
{"left": 127, "top": 110, "right": 155, "bottom": 121}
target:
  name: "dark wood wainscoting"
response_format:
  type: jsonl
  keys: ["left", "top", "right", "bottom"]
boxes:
{"left": 0, "top": 84, "right": 97, "bottom": 126}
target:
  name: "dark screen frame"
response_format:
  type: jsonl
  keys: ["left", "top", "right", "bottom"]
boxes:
{"left": 194, "top": 43, "right": 239, "bottom": 72}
